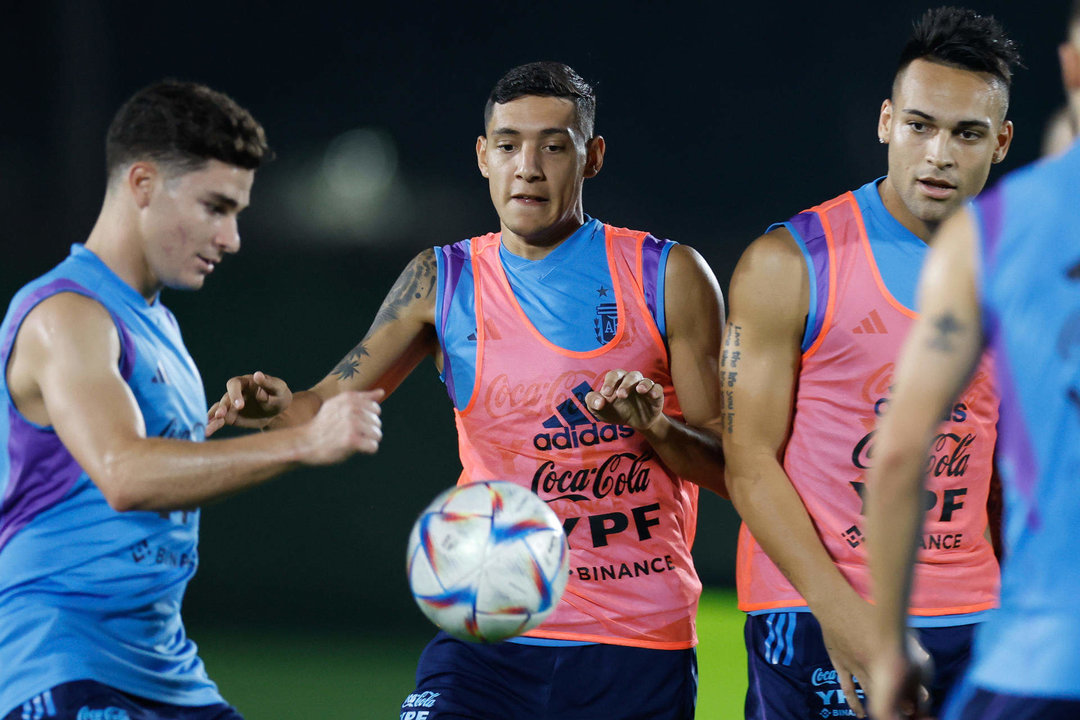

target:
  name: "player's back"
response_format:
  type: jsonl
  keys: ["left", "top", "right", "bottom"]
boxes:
{"left": 969, "top": 138, "right": 1080, "bottom": 697}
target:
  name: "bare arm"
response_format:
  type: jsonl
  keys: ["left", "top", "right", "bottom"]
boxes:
{"left": 867, "top": 209, "right": 983, "bottom": 720}
{"left": 7, "top": 293, "right": 382, "bottom": 513}
{"left": 208, "top": 248, "right": 439, "bottom": 433}
{"left": 585, "top": 245, "right": 727, "bottom": 496}
{"left": 722, "top": 228, "right": 871, "bottom": 716}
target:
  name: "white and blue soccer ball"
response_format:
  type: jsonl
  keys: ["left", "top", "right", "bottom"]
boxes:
{"left": 406, "top": 480, "right": 570, "bottom": 643}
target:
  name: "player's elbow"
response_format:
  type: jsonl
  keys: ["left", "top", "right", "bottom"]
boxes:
{"left": 92, "top": 453, "right": 150, "bottom": 513}
{"left": 95, "top": 474, "right": 143, "bottom": 513}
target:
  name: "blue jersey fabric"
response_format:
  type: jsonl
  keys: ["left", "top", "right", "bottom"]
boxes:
{"left": 434, "top": 217, "right": 674, "bottom": 410}
{"left": 966, "top": 138, "right": 1080, "bottom": 699}
{"left": 0, "top": 245, "right": 221, "bottom": 714}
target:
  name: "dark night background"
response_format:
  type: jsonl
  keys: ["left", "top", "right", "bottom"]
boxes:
{"left": 0, "top": 0, "right": 1071, "bottom": 636}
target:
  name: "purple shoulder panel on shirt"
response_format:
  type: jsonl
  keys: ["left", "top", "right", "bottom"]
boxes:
{"left": 1, "top": 278, "right": 136, "bottom": 381}
{"left": 0, "top": 278, "right": 138, "bottom": 552}
{"left": 985, "top": 313, "right": 1041, "bottom": 531}
{"left": 641, "top": 234, "right": 665, "bottom": 325}
{"left": 788, "top": 212, "right": 828, "bottom": 347}
{"left": 0, "top": 408, "right": 84, "bottom": 553}
{"left": 437, "top": 241, "right": 470, "bottom": 407}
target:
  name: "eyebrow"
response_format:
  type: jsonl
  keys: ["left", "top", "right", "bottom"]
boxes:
{"left": 902, "top": 109, "right": 991, "bottom": 129}
{"left": 490, "top": 127, "right": 572, "bottom": 137}
{"left": 203, "top": 192, "right": 241, "bottom": 209}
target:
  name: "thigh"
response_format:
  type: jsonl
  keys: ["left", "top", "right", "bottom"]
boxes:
{"left": 744, "top": 612, "right": 865, "bottom": 720}
{"left": 547, "top": 644, "right": 697, "bottom": 720}
{"left": 5, "top": 681, "right": 243, "bottom": 720}
{"left": 401, "top": 632, "right": 552, "bottom": 719}
{"left": 915, "top": 623, "right": 976, "bottom": 716}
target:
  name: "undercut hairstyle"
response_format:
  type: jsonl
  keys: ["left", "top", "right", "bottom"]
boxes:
{"left": 483, "top": 62, "right": 596, "bottom": 138}
{"left": 895, "top": 6, "right": 1021, "bottom": 93}
{"left": 105, "top": 80, "right": 271, "bottom": 182}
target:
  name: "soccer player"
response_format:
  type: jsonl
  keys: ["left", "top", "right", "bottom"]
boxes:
{"left": 0, "top": 81, "right": 384, "bottom": 720}
{"left": 868, "top": 3, "right": 1080, "bottom": 718}
{"left": 720, "top": 8, "right": 1018, "bottom": 718}
{"left": 208, "top": 61, "right": 726, "bottom": 719}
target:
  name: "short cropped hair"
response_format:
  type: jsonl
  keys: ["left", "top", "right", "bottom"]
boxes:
{"left": 105, "top": 80, "right": 271, "bottom": 181}
{"left": 483, "top": 62, "right": 596, "bottom": 138}
{"left": 895, "top": 7, "right": 1021, "bottom": 91}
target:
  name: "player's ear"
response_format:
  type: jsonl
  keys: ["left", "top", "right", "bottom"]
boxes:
{"left": 584, "top": 136, "right": 605, "bottom": 178}
{"left": 476, "top": 136, "right": 489, "bottom": 178}
{"left": 127, "top": 162, "right": 157, "bottom": 209}
{"left": 992, "top": 120, "right": 1014, "bottom": 165}
{"left": 877, "top": 99, "right": 893, "bottom": 145}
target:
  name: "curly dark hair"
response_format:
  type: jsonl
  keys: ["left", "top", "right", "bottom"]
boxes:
{"left": 105, "top": 80, "right": 271, "bottom": 181}
{"left": 483, "top": 62, "right": 596, "bottom": 138}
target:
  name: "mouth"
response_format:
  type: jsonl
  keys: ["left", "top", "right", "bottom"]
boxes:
{"left": 196, "top": 255, "right": 218, "bottom": 273}
{"left": 510, "top": 193, "right": 548, "bottom": 205}
{"left": 916, "top": 177, "right": 957, "bottom": 200}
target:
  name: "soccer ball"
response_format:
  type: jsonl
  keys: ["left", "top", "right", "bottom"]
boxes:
{"left": 406, "top": 481, "right": 570, "bottom": 643}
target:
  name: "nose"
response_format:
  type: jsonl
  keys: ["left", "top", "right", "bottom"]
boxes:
{"left": 925, "top": 132, "right": 955, "bottom": 169}
{"left": 515, "top": 144, "right": 544, "bottom": 182}
{"left": 216, "top": 215, "right": 241, "bottom": 254}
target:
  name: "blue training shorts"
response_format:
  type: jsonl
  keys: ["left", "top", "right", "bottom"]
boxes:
{"left": 744, "top": 611, "right": 976, "bottom": 720}
{"left": 400, "top": 631, "right": 697, "bottom": 719}
{"left": 5, "top": 681, "right": 243, "bottom": 720}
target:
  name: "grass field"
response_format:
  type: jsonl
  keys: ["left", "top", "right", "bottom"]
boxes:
{"left": 197, "top": 588, "right": 747, "bottom": 719}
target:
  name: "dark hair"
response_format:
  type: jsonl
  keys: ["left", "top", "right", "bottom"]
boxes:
{"left": 1072, "top": 0, "right": 1080, "bottom": 28}
{"left": 896, "top": 7, "right": 1021, "bottom": 90}
{"left": 483, "top": 62, "right": 596, "bottom": 138}
{"left": 106, "top": 80, "right": 271, "bottom": 181}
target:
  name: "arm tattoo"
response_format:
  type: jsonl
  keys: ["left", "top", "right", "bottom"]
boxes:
{"left": 927, "top": 312, "right": 964, "bottom": 353}
{"left": 720, "top": 324, "right": 742, "bottom": 434}
{"left": 331, "top": 249, "right": 437, "bottom": 382}
{"left": 370, "top": 249, "right": 437, "bottom": 335}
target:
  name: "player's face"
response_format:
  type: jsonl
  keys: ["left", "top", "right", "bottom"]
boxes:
{"left": 140, "top": 159, "right": 254, "bottom": 292}
{"left": 477, "top": 95, "right": 604, "bottom": 258}
{"left": 878, "top": 59, "right": 1013, "bottom": 239}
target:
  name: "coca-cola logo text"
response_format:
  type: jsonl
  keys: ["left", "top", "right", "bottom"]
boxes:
{"left": 531, "top": 451, "right": 653, "bottom": 501}
{"left": 852, "top": 431, "right": 975, "bottom": 479}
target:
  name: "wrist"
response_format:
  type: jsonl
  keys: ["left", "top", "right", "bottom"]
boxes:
{"left": 638, "top": 411, "right": 672, "bottom": 442}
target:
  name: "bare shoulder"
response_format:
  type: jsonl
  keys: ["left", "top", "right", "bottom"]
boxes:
{"left": 8, "top": 292, "right": 120, "bottom": 422}
{"left": 663, "top": 243, "right": 725, "bottom": 341}
{"left": 373, "top": 247, "right": 438, "bottom": 329}
{"left": 734, "top": 226, "right": 806, "bottom": 280}
{"left": 729, "top": 226, "right": 808, "bottom": 323}
{"left": 665, "top": 244, "right": 722, "bottom": 292}
{"left": 17, "top": 291, "right": 117, "bottom": 352}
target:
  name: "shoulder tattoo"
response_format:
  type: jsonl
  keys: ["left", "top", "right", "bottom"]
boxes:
{"left": 331, "top": 249, "right": 437, "bottom": 381}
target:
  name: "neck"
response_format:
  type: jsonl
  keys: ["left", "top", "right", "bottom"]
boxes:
{"left": 877, "top": 176, "right": 935, "bottom": 243}
{"left": 84, "top": 195, "right": 158, "bottom": 302}
{"left": 499, "top": 211, "right": 586, "bottom": 261}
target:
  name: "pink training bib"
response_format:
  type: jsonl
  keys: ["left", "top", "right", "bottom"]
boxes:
{"left": 738, "top": 192, "right": 1000, "bottom": 616}
{"left": 454, "top": 225, "right": 701, "bottom": 649}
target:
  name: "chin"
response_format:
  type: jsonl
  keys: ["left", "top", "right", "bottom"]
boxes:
{"left": 168, "top": 276, "right": 206, "bottom": 292}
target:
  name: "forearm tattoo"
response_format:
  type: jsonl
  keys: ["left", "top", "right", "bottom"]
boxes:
{"left": 331, "top": 250, "right": 437, "bottom": 382}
